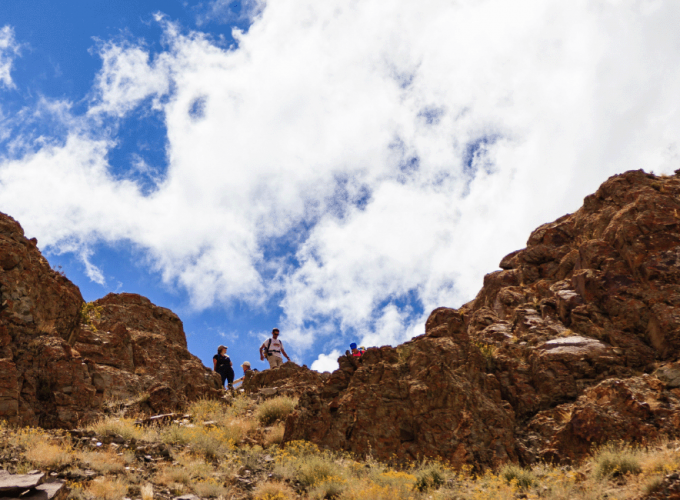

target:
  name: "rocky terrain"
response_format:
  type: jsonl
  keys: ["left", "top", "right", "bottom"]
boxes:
{"left": 1, "top": 168, "right": 680, "bottom": 499}
{"left": 241, "top": 362, "right": 327, "bottom": 398}
{"left": 285, "top": 169, "right": 680, "bottom": 468}
{"left": 0, "top": 213, "right": 221, "bottom": 428}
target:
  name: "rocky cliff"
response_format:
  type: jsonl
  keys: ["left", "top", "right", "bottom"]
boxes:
{"left": 285, "top": 169, "right": 680, "bottom": 467}
{"left": 0, "top": 213, "right": 221, "bottom": 428}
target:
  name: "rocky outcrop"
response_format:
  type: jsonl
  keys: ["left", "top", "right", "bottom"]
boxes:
{"left": 241, "top": 361, "right": 326, "bottom": 398}
{"left": 0, "top": 214, "right": 99, "bottom": 427}
{"left": 0, "top": 212, "right": 221, "bottom": 427}
{"left": 286, "top": 170, "right": 680, "bottom": 467}
{"left": 74, "top": 293, "right": 223, "bottom": 412}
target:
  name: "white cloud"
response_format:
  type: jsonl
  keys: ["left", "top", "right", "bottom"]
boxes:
{"left": 0, "top": 26, "right": 19, "bottom": 88}
{"left": 88, "top": 39, "right": 170, "bottom": 117}
{"left": 311, "top": 350, "right": 341, "bottom": 373}
{"left": 2, "top": 1, "right": 680, "bottom": 359}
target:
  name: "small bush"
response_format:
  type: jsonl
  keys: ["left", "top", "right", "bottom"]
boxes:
{"left": 308, "top": 476, "right": 347, "bottom": 499}
{"left": 88, "top": 417, "right": 148, "bottom": 441}
{"left": 229, "top": 392, "right": 254, "bottom": 417}
{"left": 175, "top": 452, "right": 215, "bottom": 479}
{"left": 297, "top": 454, "right": 337, "bottom": 487}
{"left": 77, "top": 450, "right": 125, "bottom": 474}
{"left": 192, "top": 479, "right": 232, "bottom": 498}
{"left": 252, "top": 481, "right": 297, "bottom": 500}
{"left": 500, "top": 463, "right": 535, "bottom": 489}
{"left": 25, "top": 440, "right": 72, "bottom": 469}
{"left": 264, "top": 423, "right": 285, "bottom": 448}
{"left": 373, "top": 470, "right": 417, "bottom": 491}
{"left": 222, "top": 417, "right": 255, "bottom": 444}
{"left": 160, "top": 424, "right": 234, "bottom": 458}
{"left": 341, "top": 478, "right": 414, "bottom": 500}
{"left": 155, "top": 464, "right": 192, "bottom": 486}
{"left": 256, "top": 396, "right": 297, "bottom": 426}
{"left": 414, "top": 463, "right": 446, "bottom": 492}
{"left": 86, "top": 477, "right": 128, "bottom": 500}
{"left": 188, "top": 398, "right": 226, "bottom": 422}
{"left": 592, "top": 443, "right": 642, "bottom": 478}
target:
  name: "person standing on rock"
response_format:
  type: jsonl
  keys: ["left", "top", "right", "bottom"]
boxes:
{"left": 213, "top": 345, "right": 234, "bottom": 389}
{"left": 260, "top": 328, "right": 290, "bottom": 369}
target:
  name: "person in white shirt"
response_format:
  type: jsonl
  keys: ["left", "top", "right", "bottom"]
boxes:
{"left": 259, "top": 328, "right": 290, "bottom": 369}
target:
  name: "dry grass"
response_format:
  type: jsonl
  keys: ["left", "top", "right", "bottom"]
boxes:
{"left": 252, "top": 481, "right": 297, "bottom": 500}
{"left": 192, "top": 478, "right": 233, "bottom": 498}
{"left": 188, "top": 398, "right": 227, "bottom": 422}
{"left": 160, "top": 424, "right": 236, "bottom": 459}
{"left": 25, "top": 440, "right": 73, "bottom": 468}
{"left": 77, "top": 449, "right": 126, "bottom": 474}
{"left": 86, "top": 477, "right": 129, "bottom": 500}
{"left": 156, "top": 464, "right": 193, "bottom": 486}
{"left": 140, "top": 483, "right": 154, "bottom": 500}
{"left": 256, "top": 396, "right": 297, "bottom": 426}
{"left": 264, "top": 423, "right": 286, "bottom": 448}
{"left": 592, "top": 442, "right": 643, "bottom": 478}
{"left": 87, "top": 416, "right": 156, "bottom": 441}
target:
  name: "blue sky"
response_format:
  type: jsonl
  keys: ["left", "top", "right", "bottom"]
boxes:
{"left": 1, "top": 0, "right": 680, "bottom": 372}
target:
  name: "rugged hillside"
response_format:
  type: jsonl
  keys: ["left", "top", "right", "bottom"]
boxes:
{"left": 285, "top": 169, "right": 680, "bottom": 467}
{"left": 0, "top": 213, "right": 221, "bottom": 428}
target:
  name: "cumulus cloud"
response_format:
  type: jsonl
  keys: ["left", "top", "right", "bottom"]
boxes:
{"left": 0, "top": 26, "right": 19, "bottom": 88}
{"left": 311, "top": 350, "right": 342, "bottom": 373}
{"left": 2, "top": 1, "right": 680, "bottom": 367}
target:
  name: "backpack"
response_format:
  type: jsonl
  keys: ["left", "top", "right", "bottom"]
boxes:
{"left": 264, "top": 339, "right": 272, "bottom": 356}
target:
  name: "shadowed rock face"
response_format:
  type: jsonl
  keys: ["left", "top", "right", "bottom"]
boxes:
{"left": 0, "top": 213, "right": 221, "bottom": 427}
{"left": 285, "top": 170, "right": 680, "bottom": 467}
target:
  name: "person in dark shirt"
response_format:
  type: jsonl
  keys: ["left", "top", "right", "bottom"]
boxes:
{"left": 212, "top": 345, "right": 234, "bottom": 389}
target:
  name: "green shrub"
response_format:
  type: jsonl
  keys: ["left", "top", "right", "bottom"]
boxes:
{"left": 500, "top": 463, "right": 535, "bottom": 489}
{"left": 414, "top": 463, "right": 446, "bottom": 492}
{"left": 592, "top": 443, "right": 642, "bottom": 478}
{"left": 297, "top": 454, "right": 337, "bottom": 487}
{"left": 187, "top": 398, "right": 225, "bottom": 422}
{"left": 256, "top": 396, "right": 297, "bottom": 426}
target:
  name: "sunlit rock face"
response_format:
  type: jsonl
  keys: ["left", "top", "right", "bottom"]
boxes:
{"left": 285, "top": 169, "right": 680, "bottom": 467}
{"left": 0, "top": 214, "right": 221, "bottom": 427}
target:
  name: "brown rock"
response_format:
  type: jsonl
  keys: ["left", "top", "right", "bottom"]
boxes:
{"left": 286, "top": 170, "right": 680, "bottom": 467}
{"left": 242, "top": 362, "right": 324, "bottom": 398}
{"left": 0, "top": 211, "right": 221, "bottom": 427}
{"left": 73, "top": 292, "right": 223, "bottom": 411}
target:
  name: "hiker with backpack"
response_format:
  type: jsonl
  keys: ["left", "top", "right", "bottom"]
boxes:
{"left": 260, "top": 328, "right": 290, "bottom": 369}
{"left": 213, "top": 345, "right": 235, "bottom": 389}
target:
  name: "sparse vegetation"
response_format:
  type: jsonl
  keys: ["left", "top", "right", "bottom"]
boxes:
{"left": 499, "top": 463, "right": 535, "bottom": 489}
{"left": 88, "top": 416, "right": 153, "bottom": 441}
{"left": 475, "top": 342, "right": 497, "bottom": 371}
{"left": 256, "top": 395, "right": 297, "bottom": 426}
{"left": 592, "top": 442, "right": 643, "bottom": 478}
{"left": 1, "top": 396, "right": 679, "bottom": 500}
{"left": 79, "top": 301, "right": 103, "bottom": 330}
